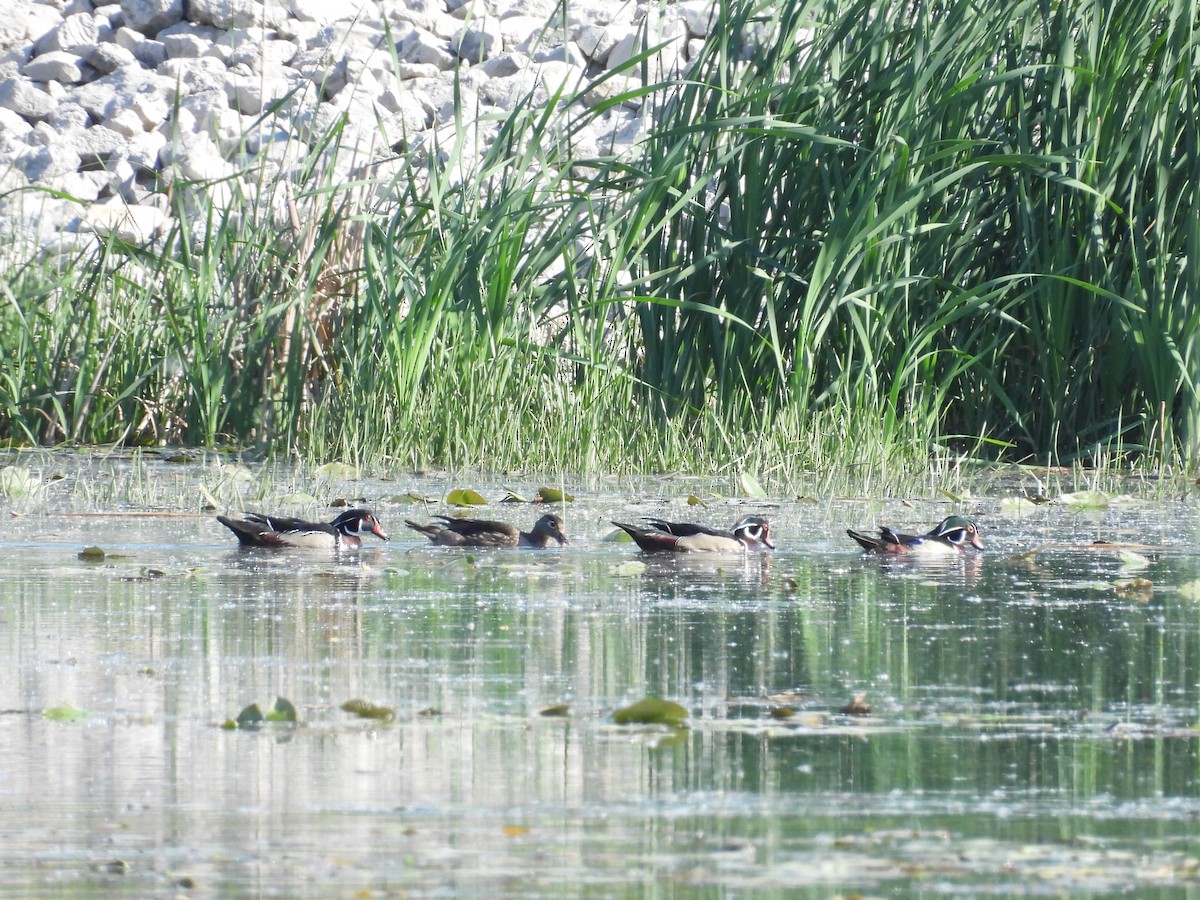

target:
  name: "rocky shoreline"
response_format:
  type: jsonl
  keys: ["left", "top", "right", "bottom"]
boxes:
{"left": 1, "top": 0, "right": 720, "bottom": 251}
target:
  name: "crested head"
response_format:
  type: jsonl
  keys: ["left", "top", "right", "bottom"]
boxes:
{"left": 732, "top": 515, "right": 774, "bottom": 550}
{"left": 332, "top": 509, "right": 390, "bottom": 541}
{"left": 932, "top": 515, "right": 982, "bottom": 550}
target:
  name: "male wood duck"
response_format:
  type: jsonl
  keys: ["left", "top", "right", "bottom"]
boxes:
{"left": 846, "top": 515, "right": 982, "bottom": 555}
{"left": 612, "top": 515, "right": 775, "bottom": 553}
{"left": 404, "top": 513, "right": 568, "bottom": 548}
{"left": 217, "top": 509, "right": 389, "bottom": 550}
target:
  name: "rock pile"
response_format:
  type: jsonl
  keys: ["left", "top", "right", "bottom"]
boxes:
{"left": 0, "top": 0, "right": 720, "bottom": 251}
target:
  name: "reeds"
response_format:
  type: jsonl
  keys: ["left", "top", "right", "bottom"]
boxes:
{"left": 1, "top": 0, "right": 1196, "bottom": 474}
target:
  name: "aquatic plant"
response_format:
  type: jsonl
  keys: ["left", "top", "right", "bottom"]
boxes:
{"left": 0, "top": 0, "right": 1196, "bottom": 474}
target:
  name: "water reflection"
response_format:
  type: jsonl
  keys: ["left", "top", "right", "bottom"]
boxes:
{"left": 0, "top": 483, "right": 1199, "bottom": 894}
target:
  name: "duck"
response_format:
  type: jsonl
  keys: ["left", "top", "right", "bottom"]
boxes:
{"left": 612, "top": 515, "right": 775, "bottom": 553}
{"left": 846, "top": 515, "right": 982, "bottom": 555}
{"left": 217, "top": 509, "right": 390, "bottom": 550}
{"left": 404, "top": 513, "right": 568, "bottom": 548}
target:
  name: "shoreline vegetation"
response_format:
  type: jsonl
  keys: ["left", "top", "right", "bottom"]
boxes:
{"left": 2, "top": 0, "right": 1197, "bottom": 476}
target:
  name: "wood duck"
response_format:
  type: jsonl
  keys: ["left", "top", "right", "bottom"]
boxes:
{"left": 217, "top": 509, "right": 389, "bottom": 550}
{"left": 612, "top": 515, "right": 775, "bottom": 553}
{"left": 404, "top": 513, "right": 568, "bottom": 548}
{"left": 847, "top": 515, "right": 982, "bottom": 555}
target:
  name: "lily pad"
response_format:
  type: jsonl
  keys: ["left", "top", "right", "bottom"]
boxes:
{"left": 534, "top": 487, "right": 574, "bottom": 503}
{"left": 276, "top": 492, "right": 319, "bottom": 506}
{"left": 1056, "top": 490, "right": 1109, "bottom": 509}
{"left": 687, "top": 495, "right": 708, "bottom": 507}
{"left": 266, "top": 697, "right": 297, "bottom": 723}
{"left": 501, "top": 489, "right": 531, "bottom": 503}
{"left": 738, "top": 472, "right": 768, "bottom": 499}
{"left": 447, "top": 488, "right": 488, "bottom": 507}
{"left": 78, "top": 546, "right": 106, "bottom": 562}
{"left": 539, "top": 704, "right": 570, "bottom": 717}
{"left": 341, "top": 698, "right": 396, "bottom": 721}
{"left": 613, "top": 698, "right": 689, "bottom": 726}
{"left": 44, "top": 703, "right": 90, "bottom": 722}
{"left": 1178, "top": 579, "right": 1200, "bottom": 601}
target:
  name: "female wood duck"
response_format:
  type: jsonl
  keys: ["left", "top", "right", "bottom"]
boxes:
{"left": 847, "top": 515, "right": 982, "bottom": 555}
{"left": 217, "top": 509, "right": 390, "bottom": 550}
{"left": 612, "top": 515, "right": 775, "bottom": 553}
{"left": 404, "top": 513, "right": 568, "bottom": 548}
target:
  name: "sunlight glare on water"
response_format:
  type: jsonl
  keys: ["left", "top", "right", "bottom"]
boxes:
{"left": 0, "top": 454, "right": 1198, "bottom": 895}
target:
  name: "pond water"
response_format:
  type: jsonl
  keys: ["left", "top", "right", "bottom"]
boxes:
{"left": 1, "top": 453, "right": 1200, "bottom": 896}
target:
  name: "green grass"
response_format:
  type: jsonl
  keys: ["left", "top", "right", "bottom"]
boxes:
{"left": 1, "top": 0, "right": 1197, "bottom": 475}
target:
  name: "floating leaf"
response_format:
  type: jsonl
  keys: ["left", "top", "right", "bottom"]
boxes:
{"left": 938, "top": 487, "right": 963, "bottom": 502}
{"left": 1177, "top": 579, "right": 1200, "bottom": 601}
{"left": 1056, "top": 490, "right": 1109, "bottom": 509}
{"left": 44, "top": 703, "right": 90, "bottom": 722}
{"left": 534, "top": 487, "right": 574, "bottom": 503}
{"left": 687, "top": 495, "right": 708, "bottom": 507}
{"left": 1116, "top": 549, "right": 1151, "bottom": 574}
{"left": 329, "top": 498, "right": 348, "bottom": 508}
{"left": 447, "top": 488, "right": 488, "bottom": 507}
{"left": 78, "top": 546, "right": 106, "bottom": 562}
{"left": 417, "top": 707, "right": 441, "bottom": 717}
{"left": 539, "top": 704, "right": 570, "bottom": 717}
{"left": 738, "top": 472, "right": 768, "bottom": 499}
{"left": 236, "top": 704, "right": 264, "bottom": 727}
{"left": 770, "top": 706, "right": 796, "bottom": 719}
{"left": 266, "top": 697, "right": 297, "bottom": 723}
{"left": 341, "top": 698, "right": 396, "bottom": 721}
{"left": 0, "top": 466, "right": 41, "bottom": 500}
{"left": 607, "top": 528, "right": 633, "bottom": 543}
{"left": 501, "top": 489, "right": 530, "bottom": 503}
{"left": 503, "top": 825, "right": 529, "bottom": 837}
{"left": 613, "top": 698, "right": 688, "bottom": 726}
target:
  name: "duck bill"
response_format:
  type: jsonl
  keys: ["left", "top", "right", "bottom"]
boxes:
{"left": 373, "top": 524, "right": 390, "bottom": 541}
{"left": 971, "top": 534, "right": 983, "bottom": 550}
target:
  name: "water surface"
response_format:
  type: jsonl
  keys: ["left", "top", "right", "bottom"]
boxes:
{"left": 1, "top": 454, "right": 1199, "bottom": 895}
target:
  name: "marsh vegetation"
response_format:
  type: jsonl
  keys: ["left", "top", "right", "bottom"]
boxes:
{"left": 2, "top": 0, "right": 1196, "bottom": 475}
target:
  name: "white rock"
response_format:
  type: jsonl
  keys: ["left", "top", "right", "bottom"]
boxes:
{"left": 382, "top": 0, "right": 444, "bottom": 33}
{"left": 573, "top": 23, "right": 617, "bottom": 64}
{"left": 121, "top": 0, "right": 185, "bottom": 35}
{"left": 35, "top": 13, "right": 105, "bottom": 56}
{"left": 46, "top": 103, "right": 93, "bottom": 130}
{"left": 0, "top": 3, "right": 33, "bottom": 54}
{"left": 0, "top": 106, "right": 32, "bottom": 141}
{"left": 0, "top": 76, "right": 56, "bottom": 119}
{"left": 187, "top": 0, "right": 262, "bottom": 29}
{"left": 451, "top": 16, "right": 503, "bottom": 63}
{"left": 114, "top": 27, "right": 168, "bottom": 67}
{"left": 55, "top": 124, "right": 128, "bottom": 164}
{"left": 163, "top": 30, "right": 218, "bottom": 59}
{"left": 23, "top": 5, "right": 65, "bottom": 47}
{"left": 73, "top": 66, "right": 175, "bottom": 124}
{"left": 18, "top": 144, "right": 83, "bottom": 181}
{"left": 87, "top": 42, "right": 138, "bottom": 73}
{"left": 678, "top": 1, "right": 718, "bottom": 38}
{"left": 23, "top": 51, "right": 91, "bottom": 85}
{"left": 107, "top": 107, "right": 147, "bottom": 136}
{"left": 80, "top": 201, "right": 169, "bottom": 242}
{"left": 49, "top": 170, "right": 104, "bottom": 203}
{"left": 124, "top": 129, "right": 166, "bottom": 169}
{"left": 397, "top": 30, "right": 454, "bottom": 69}
{"left": 226, "top": 38, "right": 298, "bottom": 71}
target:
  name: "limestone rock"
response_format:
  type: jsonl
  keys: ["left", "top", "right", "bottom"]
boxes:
{"left": 121, "top": 0, "right": 186, "bottom": 35}
{"left": 0, "top": 76, "right": 56, "bottom": 120}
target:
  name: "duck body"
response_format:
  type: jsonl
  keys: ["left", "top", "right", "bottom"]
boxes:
{"left": 613, "top": 515, "right": 775, "bottom": 553}
{"left": 405, "top": 513, "right": 567, "bottom": 548}
{"left": 217, "top": 509, "right": 389, "bottom": 550}
{"left": 847, "top": 515, "right": 982, "bottom": 555}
